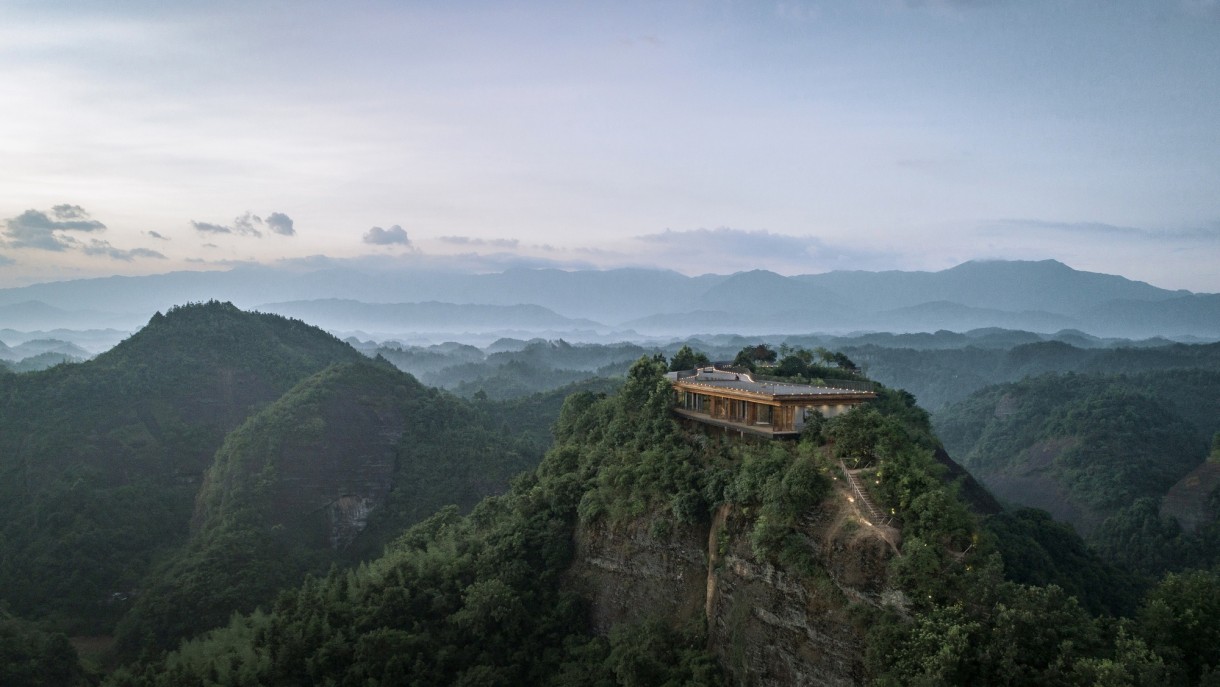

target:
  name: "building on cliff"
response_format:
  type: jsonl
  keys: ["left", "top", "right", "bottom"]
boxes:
{"left": 667, "top": 367, "right": 876, "bottom": 439}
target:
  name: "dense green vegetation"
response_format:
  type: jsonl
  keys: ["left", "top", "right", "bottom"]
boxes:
{"left": 1093, "top": 499, "right": 1220, "bottom": 579}
{"left": 0, "top": 301, "right": 367, "bottom": 633}
{"left": 853, "top": 340, "right": 1220, "bottom": 411}
{"left": 111, "top": 360, "right": 614, "bottom": 656}
{"left": 92, "top": 350, "right": 1220, "bottom": 685}
{"left": 983, "top": 508, "right": 1142, "bottom": 616}
{"left": 0, "top": 302, "right": 618, "bottom": 678}
{"left": 934, "top": 370, "right": 1220, "bottom": 577}
{"left": 0, "top": 612, "right": 88, "bottom": 687}
{"left": 103, "top": 356, "right": 731, "bottom": 686}
{"left": 6, "top": 319, "right": 1220, "bottom": 685}
{"left": 358, "top": 332, "right": 1220, "bottom": 412}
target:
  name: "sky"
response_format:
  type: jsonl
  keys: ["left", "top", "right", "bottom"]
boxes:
{"left": 1, "top": 0, "right": 1218, "bottom": 292}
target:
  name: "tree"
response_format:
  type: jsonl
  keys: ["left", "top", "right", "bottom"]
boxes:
{"left": 832, "top": 351, "right": 859, "bottom": 372}
{"left": 732, "top": 344, "right": 777, "bottom": 370}
{"left": 668, "top": 345, "right": 710, "bottom": 372}
{"left": 776, "top": 354, "right": 811, "bottom": 377}
{"left": 1138, "top": 569, "right": 1220, "bottom": 685}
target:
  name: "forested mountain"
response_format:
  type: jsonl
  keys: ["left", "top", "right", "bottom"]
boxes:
{"left": 935, "top": 370, "right": 1220, "bottom": 577}
{"left": 0, "top": 337, "right": 92, "bottom": 372}
{"left": 0, "top": 302, "right": 367, "bottom": 633}
{"left": 0, "top": 302, "right": 585, "bottom": 671}
{"left": 6, "top": 306, "right": 1220, "bottom": 685}
{"left": 362, "top": 334, "right": 1220, "bottom": 412}
{"left": 111, "top": 358, "right": 554, "bottom": 655}
{"left": 368, "top": 338, "right": 648, "bottom": 400}
{"left": 98, "top": 358, "right": 1220, "bottom": 686}
{"left": 851, "top": 340, "right": 1220, "bottom": 411}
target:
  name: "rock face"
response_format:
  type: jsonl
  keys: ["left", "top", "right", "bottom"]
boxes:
{"left": 567, "top": 518, "right": 709, "bottom": 634}
{"left": 1161, "top": 461, "right": 1220, "bottom": 533}
{"left": 567, "top": 483, "right": 896, "bottom": 686}
{"left": 710, "top": 555, "right": 863, "bottom": 687}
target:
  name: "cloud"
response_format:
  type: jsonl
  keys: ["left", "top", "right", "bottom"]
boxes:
{"left": 275, "top": 250, "right": 599, "bottom": 274}
{"left": 233, "top": 212, "right": 264, "bottom": 237}
{"left": 146, "top": 230, "right": 169, "bottom": 240}
{"left": 438, "top": 235, "right": 520, "bottom": 249}
{"left": 638, "top": 227, "right": 820, "bottom": 257}
{"left": 51, "top": 204, "right": 89, "bottom": 220}
{"left": 192, "top": 211, "right": 293, "bottom": 238}
{"left": 81, "top": 239, "right": 167, "bottom": 261}
{"left": 266, "top": 212, "right": 295, "bottom": 236}
{"left": 363, "top": 225, "right": 410, "bottom": 245}
{"left": 2, "top": 206, "right": 107, "bottom": 251}
{"left": 987, "top": 219, "right": 1220, "bottom": 243}
{"left": 184, "top": 257, "right": 258, "bottom": 267}
{"left": 0, "top": 254, "right": 14, "bottom": 266}
{"left": 192, "top": 220, "right": 234, "bottom": 235}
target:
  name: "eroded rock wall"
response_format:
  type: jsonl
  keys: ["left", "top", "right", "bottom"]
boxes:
{"left": 568, "top": 484, "right": 896, "bottom": 686}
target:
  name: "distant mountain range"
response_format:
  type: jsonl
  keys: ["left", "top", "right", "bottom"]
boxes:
{"left": 0, "top": 259, "right": 1215, "bottom": 340}
{"left": 256, "top": 299, "right": 603, "bottom": 336}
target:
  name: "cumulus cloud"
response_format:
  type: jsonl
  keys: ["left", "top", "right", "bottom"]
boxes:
{"left": 81, "top": 239, "right": 167, "bottom": 261}
{"left": 265, "top": 212, "right": 295, "bottom": 236}
{"left": 51, "top": 204, "right": 89, "bottom": 220}
{"left": 363, "top": 225, "right": 410, "bottom": 245}
{"left": 2, "top": 206, "right": 107, "bottom": 251}
{"left": 1, "top": 204, "right": 169, "bottom": 263}
{"left": 233, "top": 212, "right": 263, "bottom": 237}
{"left": 438, "top": 235, "right": 520, "bottom": 249}
{"left": 146, "top": 230, "right": 168, "bottom": 240}
{"left": 191, "top": 211, "right": 295, "bottom": 238}
{"left": 192, "top": 221, "right": 234, "bottom": 235}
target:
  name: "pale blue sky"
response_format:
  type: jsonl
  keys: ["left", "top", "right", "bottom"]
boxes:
{"left": 1, "top": 0, "right": 1218, "bottom": 290}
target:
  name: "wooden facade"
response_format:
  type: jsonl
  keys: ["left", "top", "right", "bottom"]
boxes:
{"left": 669, "top": 368, "right": 876, "bottom": 439}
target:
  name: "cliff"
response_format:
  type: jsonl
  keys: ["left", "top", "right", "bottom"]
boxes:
{"left": 567, "top": 469, "right": 898, "bottom": 686}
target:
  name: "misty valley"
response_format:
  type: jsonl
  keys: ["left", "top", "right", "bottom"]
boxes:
{"left": 1, "top": 261, "right": 1219, "bottom": 686}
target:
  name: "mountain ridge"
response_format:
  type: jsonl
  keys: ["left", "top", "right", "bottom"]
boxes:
{"left": 0, "top": 259, "right": 1213, "bottom": 340}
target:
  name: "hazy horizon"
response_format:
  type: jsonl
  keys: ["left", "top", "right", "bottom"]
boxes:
{"left": 2, "top": 1, "right": 1219, "bottom": 291}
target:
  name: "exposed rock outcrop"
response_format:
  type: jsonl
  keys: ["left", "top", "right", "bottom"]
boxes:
{"left": 568, "top": 480, "right": 897, "bottom": 686}
{"left": 1161, "top": 461, "right": 1220, "bottom": 533}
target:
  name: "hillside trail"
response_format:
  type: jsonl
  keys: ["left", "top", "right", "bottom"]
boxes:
{"left": 838, "top": 459, "right": 902, "bottom": 554}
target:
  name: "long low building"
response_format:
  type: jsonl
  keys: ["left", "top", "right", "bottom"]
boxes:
{"left": 666, "top": 367, "right": 877, "bottom": 439}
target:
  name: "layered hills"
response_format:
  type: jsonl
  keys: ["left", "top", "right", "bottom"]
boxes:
{"left": 0, "top": 302, "right": 560, "bottom": 654}
{"left": 100, "top": 357, "right": 1220, "bottom": 687}
{"left": 5, "top": 314, "right": 1219, "bottom": 684}
{"left": 112, "top": 357, "right": 548, "bottom": 653}
{"left": 1, "top": 259, "right": 1215, "bottom": 340}
{"left": 0, "top": 301, "right": 366, "bottom": 631}
{"left": 934, "top": 370, "right": 1220, "bottom": 577}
